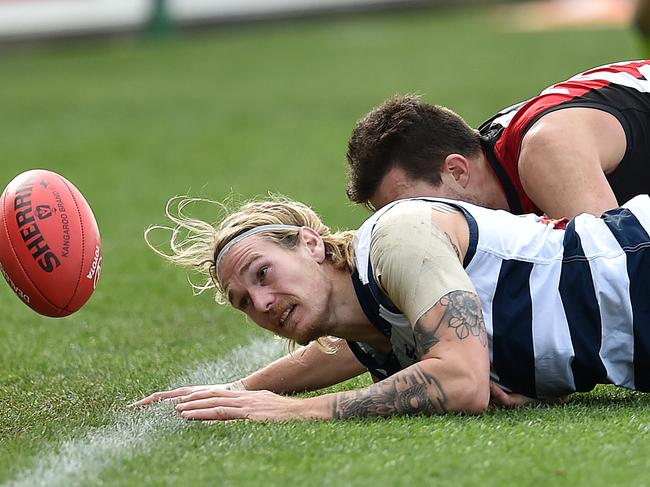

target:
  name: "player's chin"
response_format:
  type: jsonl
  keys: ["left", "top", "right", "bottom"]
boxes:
{"left": 292, "top": 323, "right": 323, "bottom": 347}
{"left": 285, "top": 328, "right": 311, "bottom": 347}
{"left": 282, "top": 308, "right": 326, "bottom": 345}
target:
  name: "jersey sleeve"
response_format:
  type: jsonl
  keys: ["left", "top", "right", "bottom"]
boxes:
{"left": 369, "top": 200, "right": 477, "bottom": 326}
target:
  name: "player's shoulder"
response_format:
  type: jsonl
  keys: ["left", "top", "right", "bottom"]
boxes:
{"left": 373, "top": 199, "right": 462, "bottom": 241}
{"left": 376, "top": 198, "right": 452, "bottom": 224}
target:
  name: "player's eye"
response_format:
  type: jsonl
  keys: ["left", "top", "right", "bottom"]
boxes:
{"left": 240, "top": 295, "right": 251, "bottom": 310}
{"left": 257, "top": 265, "right": 269, "bottom": 283}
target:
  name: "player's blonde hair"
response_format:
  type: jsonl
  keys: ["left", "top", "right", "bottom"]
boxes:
{"left": 145, "top": 194, "right": 357, "bottom": 305}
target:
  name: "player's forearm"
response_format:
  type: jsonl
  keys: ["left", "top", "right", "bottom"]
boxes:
{"left": 301, "top": 359, "right": 488, "bottom": 419}
{"left": 242, "top": 337, "right": 366, "bottom": 394}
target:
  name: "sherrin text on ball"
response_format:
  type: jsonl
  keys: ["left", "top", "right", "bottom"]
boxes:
{"left": 0, "top": 169, "right": 102, "bottom": 317}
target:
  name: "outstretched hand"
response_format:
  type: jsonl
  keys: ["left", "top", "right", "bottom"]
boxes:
{"left": 174, "top": 389, "right": 312, "bottom": 422}
{"left": 129, "top": 381, "right": 245, "bottom": 408}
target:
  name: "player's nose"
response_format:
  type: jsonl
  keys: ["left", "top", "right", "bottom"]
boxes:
{"left": 249, "top": 287, "right": 274, "bottom": 314}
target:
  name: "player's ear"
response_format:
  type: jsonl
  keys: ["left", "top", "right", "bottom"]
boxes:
{"left": 298, "top": 227, "right": 325, "bottom": 263}
{"left": 444, "top": 154, "right": 471, "bottom": 188}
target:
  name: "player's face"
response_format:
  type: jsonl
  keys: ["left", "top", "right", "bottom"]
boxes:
{"left": 219, "top": 233, "right": 332, "bottom": 345}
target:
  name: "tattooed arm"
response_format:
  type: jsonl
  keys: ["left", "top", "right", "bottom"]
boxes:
{"left": 311, "top": 201, "right": 489, "bottom": 418}
{"left": 327, "top": 290, "right": 490, "bottom": 418}
{"left": 305, "top": 205, "right": 489, "bottom": 419}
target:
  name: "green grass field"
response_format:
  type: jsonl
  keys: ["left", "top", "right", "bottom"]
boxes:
{"left": 1, "top": 4, "right": 649, "bottom": 486}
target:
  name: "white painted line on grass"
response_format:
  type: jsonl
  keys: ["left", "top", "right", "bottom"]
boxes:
{"left": 5, "top": 337, "right": 287, "bottom": 487}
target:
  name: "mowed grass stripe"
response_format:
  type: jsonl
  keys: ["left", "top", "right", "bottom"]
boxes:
{"left": 4, "top": 338, "right": 286, "bottom": 487}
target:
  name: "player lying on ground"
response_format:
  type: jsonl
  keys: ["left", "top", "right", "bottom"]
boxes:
{"left": 133, "top": 194, "right": 650, "bottom": 420}
{"left": 346, "top": 60, "right": 650, "bottom": 218}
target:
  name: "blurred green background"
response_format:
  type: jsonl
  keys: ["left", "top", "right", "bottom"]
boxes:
{"left": 0, "top": 3, "right": 647, "bottom": 486}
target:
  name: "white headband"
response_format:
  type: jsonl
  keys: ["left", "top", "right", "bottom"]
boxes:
{"left": 215, "top": 224, "right": 300, "bottom": 271}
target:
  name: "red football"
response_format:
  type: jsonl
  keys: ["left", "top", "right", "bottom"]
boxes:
{"left": 0, "top": 169, "right": 102, "bottom": 317}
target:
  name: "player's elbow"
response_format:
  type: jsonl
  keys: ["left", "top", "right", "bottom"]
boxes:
{"left": 417, "top": 357, "right": 490, "bottom": 415}
{"left": 460, "top": 381, "right": 490, "bottom": 415}
{"left": 465, "top": 388, "right": 490, "bottom": 415}
{"left": 449, "top": 374, "right": 490, "bottom": 415}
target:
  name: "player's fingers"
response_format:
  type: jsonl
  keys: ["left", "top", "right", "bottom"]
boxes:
{"left": 129, "top": 386, "right": 204, "bottom": 408}
{"left": 489, "top": 381, "right": 532, "bottom": 407}
{"left": 506, "top": 394, "right": 534, "bottom": 406}
{"left": 161, "top": 386, "right": 219, "bottom": 404}
{"left": 488, "top": 381, "right": 511, "bottom": 406}
{"left": 492, "top": 391, "right": 535, "bottom": 408}
{"left": 128, "top": 392, "right": 169, "bottom": 408}
{"left": 180, "top": 407, "right": 248, "bottom": 421}
{"left": 179, "top": 388, "right": 240, "bottom": 403}
{"left": 176, "top": 396, "right": 244, "bottom": 412}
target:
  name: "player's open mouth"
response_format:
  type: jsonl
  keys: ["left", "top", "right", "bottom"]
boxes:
{"left": 279, "top": 305, "right": 296, "bottom": 326}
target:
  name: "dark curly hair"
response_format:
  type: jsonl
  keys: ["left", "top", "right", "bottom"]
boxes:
{"left": 346, "top": 94, "right": 482, "bottom": 207}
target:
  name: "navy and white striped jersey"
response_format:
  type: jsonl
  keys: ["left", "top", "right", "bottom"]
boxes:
{"left": 349, "top": 195, "right": 650, "bottom": 398}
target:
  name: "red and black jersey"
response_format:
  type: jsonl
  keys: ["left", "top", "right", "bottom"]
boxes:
{"left": 479, "top": 60, "right": 650, "bottom": 215}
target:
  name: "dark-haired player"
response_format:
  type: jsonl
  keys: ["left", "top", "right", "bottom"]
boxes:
{"left": 347, "top": 60, "right": 650, "bottom": 219}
